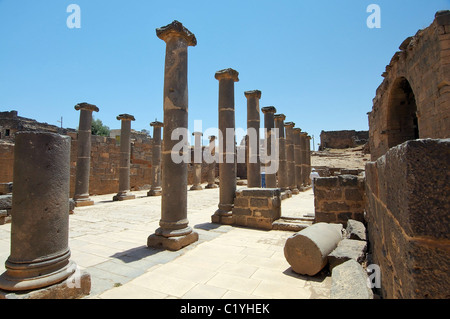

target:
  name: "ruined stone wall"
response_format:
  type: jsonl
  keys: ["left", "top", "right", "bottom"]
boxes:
{"left": 313, "top": 175, "right": 365, "bottom": 227}
{"left": 368, "top": 11, "right": 450, "bottom": 161}
{"left": 68, "top": 133, "right": 153, "bottom": 196}
{"left": 232, "top": 188, "right": 281, "bottom": 230}
{"left": 0, "top": 142, "right": 14, "bottom": 183}
{"left": 320, "top": 130, "right": 368, "bottom": 150}
{"left": 365, "top": 138, "right": 449, "bottom": 299}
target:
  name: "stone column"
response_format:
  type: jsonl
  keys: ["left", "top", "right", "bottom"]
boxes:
{"left": 0, "top": 132, "right": 90, "bottom": 296}
{"left": 306, "top": 135, "right": 312, "bottom": 186}
{"left": 261, "top": 106, "right": 277, "bottom": 188}
{"left": 73, "top": 102, "right": 99, "bottom": 207}
{"left": 244, "top": 90, "right": 262, "bottom": 188}
{"left": 300, "top": 132, "right": 308, "bottom": 188}
{"left": 211, "top": 68, "right": 239, "bottom": 225}
{"left": 113, "top": 114, "right": 136, "bottom": 201}
{"left": 205, "top": 136, "right": 218, "bottom": 189}
{"left": 148, "top": 121, "right": 163, "bottom": 196}
{"left": 147, "top": 20, "right": 198, "bottom": 251}
{"left": 190, "top": 131, "right": 203, "bottom": 191}
{"left": 284, "top": 122, "right": 299, "bottom": 194}
{"left": 293, "top": 128, "right": 303, "bottom": 192}
{"left": 274, "top": 114, "right": 290, "bottom": 194}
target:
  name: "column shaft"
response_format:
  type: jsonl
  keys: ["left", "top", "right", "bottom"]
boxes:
{"left": 190, "top": 132, "right": 203, "bottom": 190}
{"left": 261, "top": 107, "right": 277, "bottom": 188}
{"left": 245, "top": 90, "right": 261, "bottom": 188}
{"left": 285, "top": 122, "right": 299, "bottom": 194}
{"left": 274, "top": 114, "right": 289, "bottom": 192}
{"left": 148, "top": 121, "right": 163, "bottom": 196}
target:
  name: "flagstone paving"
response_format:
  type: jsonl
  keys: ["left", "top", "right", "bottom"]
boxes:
{"left": 0, "top": 185, "right": 330, "bottom": 299}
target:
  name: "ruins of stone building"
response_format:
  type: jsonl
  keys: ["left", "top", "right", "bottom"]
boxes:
{"left": 319, "top": 130, "right": 368, "bottom": 150}
{"left": 364, "top": 11, "right": 450, "bottom": 298}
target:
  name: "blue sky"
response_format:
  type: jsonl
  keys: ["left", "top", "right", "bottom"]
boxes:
{"left": 0, "top": 0, "right": 448, "bottom": 149}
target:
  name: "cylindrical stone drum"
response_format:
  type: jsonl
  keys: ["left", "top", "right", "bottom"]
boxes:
{"left": 0, "top": 132, "right": 74, "bottom": 291}
{"left": 284, "top": 223, "right": 343, "bottom": 276}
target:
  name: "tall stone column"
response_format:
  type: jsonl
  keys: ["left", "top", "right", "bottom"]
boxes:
{"left": 148, "top": 121, "right": 163, "bottom": 196}
{"left": 261, "top": 106, "right": 277, "bottom": 188}
{"left": 205, "top": 136, "right": 218, "bottom": 189}
{"left": 306, "top": 135, "right": 312, "bottom": 186}
{"left": 284, "top": 122, "right": 299, "bottom": 194}
{"left": 73, "top": 102, "right": 98, "bottom": 207}
{"left": 293, "top": 128, "right": 303, "bottom": 192}
{"left": 300, "top": 132, "right": 308, "bottom": 188}
{"left": 274, "top": 114, "right": 290, "bottom": 194}
{"left": 113, "top": 114, "right": 136, "bottom": 201}
{"left": 190, "top": 131, "right": 203, "bottom": 191}
{"left": 211, "top": 68, "right": 239, "bottom": 225}
{"left": 147, "top": 20, "right": 198, "bottom": 251}
{"left": 0, "top": 132, "right": 90, "bottom": 296}
{"left": 244, "top": 90, "right": 262, "bottom": 188}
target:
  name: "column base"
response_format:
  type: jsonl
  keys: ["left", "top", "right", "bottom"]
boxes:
{"left": 113, "top": 193, "right": 136, "bottom": 201}
{"left": 299, "top": 185, "right": 312, "bottom": 192}
{"left": 147, "top": 189, "right": 162, "bottom": 196}
{"left": 281, "top": 190, "right": 292, "bottom": 200}
{"left": 205, "top": 184, "right": 218, "bottom": 189}
{"left": 190, "top": 185, "right": 203, "bottom": 191}
{"left": 147, "top": 231, "right": 199, "bottom": 251}
{"left": 211, "top": 209, "right": 235, "bottom": 225}
{"left": 291, "top": 187, "right": 300, "bottom": 195}
{"left": 0, "top": 269, "right": 91, "bottom": 299}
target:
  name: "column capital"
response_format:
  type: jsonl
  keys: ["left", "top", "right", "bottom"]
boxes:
{"left": 150, "top": 121, "right": 164, "bottom": 128}
{"left": 284, "top": 122, "right": 295, "bottom": 128}
{"left": 261, "top": 106, "right": 276, "bottom": 114}
{"left": 293, "top": 128, "right": 302, "bottom": 134}
{"left": 75, "top": 103, "right": 99, "bottom": 113}
{"left": 192, "top": 131, "right": 203, "bottom": 136}
{"left": 117, "top": 114, "right": 135, "bottom": 121}
{"left": 274, "top": 114, "right": 286, "bottom": 121}
{"left": 156, "top": 20, "right": 197, "bottom": 46}
{"left": 300, "top": 132, "right": 308, "bottom": 137}
{"left": 215, "top": 68, "right": 239, "bottom": 82}
{"left": 244, "top": 90, "right": 261, "bottom": 99}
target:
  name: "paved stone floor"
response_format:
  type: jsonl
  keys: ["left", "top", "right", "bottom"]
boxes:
{"left": 0, "top": 186, "right": 331, "bottom": 299}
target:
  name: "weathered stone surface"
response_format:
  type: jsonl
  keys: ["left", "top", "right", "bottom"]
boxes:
{"left": 0, "top": 183, "right": 12, "bottom": 195}
{"left": 330, "top": 259, "right": 373, "bottom": 299}
{"left": 147, "top": 231, "right": 199, "bottom": 251}
{"left": 346, "top": 219, "right": 366, "bottom": 241}
{"left": 328, "top": 239, "right": 367, "bottom": 270}
{"left": 284, "top": 223, "right": 343, "bottom": 276}
{"left": 0, "top": 195, "right": 12, "bottom": 210}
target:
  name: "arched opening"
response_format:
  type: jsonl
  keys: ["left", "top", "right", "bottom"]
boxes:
{"left": 386, "top": 77, "right": 419, "bottom": 148}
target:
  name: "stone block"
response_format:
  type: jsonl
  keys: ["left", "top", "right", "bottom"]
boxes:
{"left": 0, "top": 183, "right": 12, "bottom": 195}
{"left": 233, "top": 197, "right": 248, "bottom": 207}
{"left": 330, "top": 260, "right": 373, "bottom": 299}
{"left": 314, "top": 211, "right": 337, "bottom": 223}
{"left": 346, "top": 219, "right": 367, "bottom": 241}
{"left": 315, "top": 177, "right": 338, "bottom": 188}
{"left": 338, "top": 175, "right": 358, "bottom": 186}
{"left": 344, "top": 188, "right": 363, "bottom": 202}
{"left": 0, "top": 195, "right": 12, "bottom": 210}
{"left": 240, "top": 188, "right": 280, "bottom": 198}
{"left": 147, "top": 231, "right": 199, "bottom": 251}
{"left": 232, "top": 207, "right": 252, "bottom": 217}
{"left": 250, "top": 198, "right": 268, "bottom": 208}
{"left": 384, "top": 139, "right": 450, "bottom": 239}
{"left": 328, "top": 239, "right": 367, "bottom": 271}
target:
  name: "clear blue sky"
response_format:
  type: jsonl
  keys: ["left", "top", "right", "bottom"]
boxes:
{"left": 0, "top": 0, "right": 448, "bottom": 150}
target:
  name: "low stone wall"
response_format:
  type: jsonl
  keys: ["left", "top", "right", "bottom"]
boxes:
{"left": 0, "top": 142, "right": 14, "bottom": 183}
{"left": 365, "top": 138, "right": 450, "bottom": 299}
{"left": 314, "top": 175, "right": 365, "bottom": 226}
{"left": 232, "top": 188, "right": 281, "bottom": 230}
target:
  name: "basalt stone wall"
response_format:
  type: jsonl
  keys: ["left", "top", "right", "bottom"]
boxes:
{"left": 68, "top": 133, "right": 153, "bottom": 196}
{"left": 320, "top": 130, "right": 368, "bottom": 150}
{"left": 0, "top": 142, "right": 14, "bottom": 183}
{"left": 314, "top": 175, "right": 365, "bottom": 227}
{"left": 368, "top": 11, "right": 450, "bottom": 161}
{"left": 365, "top": 138, "right": 450, "bottom": 299}
{"left": 232, "top": 188, "right": 281, "bottom": 230}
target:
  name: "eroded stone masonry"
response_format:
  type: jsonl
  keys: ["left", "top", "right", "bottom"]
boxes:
{"left": 0, "top": 12, "right": 448, "bottom": 300}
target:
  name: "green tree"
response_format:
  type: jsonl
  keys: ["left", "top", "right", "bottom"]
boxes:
{"left": 91, "top": 117, "right": 110, "bottom": 136}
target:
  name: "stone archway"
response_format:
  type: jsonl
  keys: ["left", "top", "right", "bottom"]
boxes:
{"left": 386, "top": 77, "right": 419, "bottom": 149}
